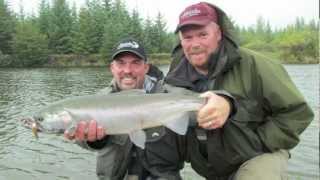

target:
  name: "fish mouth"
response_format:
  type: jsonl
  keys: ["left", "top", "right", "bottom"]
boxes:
{"left": 21, "top": 117, "right": 43, "bottom": 138}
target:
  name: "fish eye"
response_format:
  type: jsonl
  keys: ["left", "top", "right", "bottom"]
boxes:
{"left": 35, "top": 116, "right": 44, "bottom": 122}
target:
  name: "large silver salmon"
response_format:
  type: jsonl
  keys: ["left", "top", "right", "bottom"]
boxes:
{"left": 21, "top": 90, "right": 203, "bottom": 148}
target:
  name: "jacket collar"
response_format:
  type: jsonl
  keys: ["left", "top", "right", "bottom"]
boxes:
{"left": 165, "top": 39, "right": 242, "bottom": 91}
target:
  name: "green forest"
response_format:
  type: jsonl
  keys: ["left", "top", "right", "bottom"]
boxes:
{"left": 0, "top": 0, "right": 318, "bottom": 67}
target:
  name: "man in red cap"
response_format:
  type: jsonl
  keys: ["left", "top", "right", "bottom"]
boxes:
{"left": 166, "top": 2, "right": 313, "bottom": 180}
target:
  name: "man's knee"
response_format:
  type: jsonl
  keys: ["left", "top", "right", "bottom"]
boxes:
{"left": 233, "top": 150, "right": 289, "bottom": 180}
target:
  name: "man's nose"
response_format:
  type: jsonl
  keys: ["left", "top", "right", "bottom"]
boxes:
{"left": 122, "top": 63, "right": 133, "bottom": 73}
{"left": 190, "top": 38, "right": 201, "bottom": 48}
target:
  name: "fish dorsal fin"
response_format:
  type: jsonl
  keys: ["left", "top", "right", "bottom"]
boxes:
{"left": 163, "top": 112, "right": 190, "bottom": 135}
{"left": 114, "top": 89, "right": 146, "bottom": 96}
{"left": 129, "top": 130, "right": 146, "bottom": 149}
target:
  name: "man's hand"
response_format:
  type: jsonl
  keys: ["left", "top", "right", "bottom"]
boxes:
{"left": 64, "top": 120, "right": 106, "bottom": 142}
{"left": 197, "top": 91, "right": 231, "bottom": 130}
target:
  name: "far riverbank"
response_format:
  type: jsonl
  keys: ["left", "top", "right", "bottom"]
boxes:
{"left": 0, "top": 50, "right": 318, "bottom": 68}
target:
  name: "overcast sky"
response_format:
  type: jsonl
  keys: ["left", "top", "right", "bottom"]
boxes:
{"left": 6, "top": 0, "right": 319, "bottom": 31}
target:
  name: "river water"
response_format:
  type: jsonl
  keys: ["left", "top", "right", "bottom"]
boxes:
{"left": 0, "top": 64, "right": 318, "bottom": 180}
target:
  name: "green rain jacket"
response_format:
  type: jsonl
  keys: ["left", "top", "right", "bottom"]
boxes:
{"left": 165, "top": 2, "right": 314, "bottom": 179}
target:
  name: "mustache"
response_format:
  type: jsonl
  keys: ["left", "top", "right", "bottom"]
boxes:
{"left": 189, "top": 48, "right": 206, "bottom": 55}
{"left": 122, "top": 74, "right": 135, "bottom": 78}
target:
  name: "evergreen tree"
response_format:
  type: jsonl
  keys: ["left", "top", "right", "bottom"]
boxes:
{"left": 69, "top": 1, "right": 79, "bottom": 53}
{"left": 127, "top": 9, "right": 143, "bottom": 42}
{"left": 85, "top": 0, "right": 107, "bottom": 53}
{"left": 142, "top": 16, "right": 154, "bottom": 53}
{"left": 100, "top": 21, "right": 124, "bottom": 59}
{"left": 48, "top": 0, "right": 73, "bottom": 54}
{"left": 17, "top": 0, "right": 25, "bottom": 21}
{"left": 0, "top": 0, "right": 16, "bottom": 54}
{"left": 143, "top": 15, "right": 163, "bottom": 54}
{"left": 265, "top": 21, "right": 273, "bottom": 42}
{"left": 100, "top": 0, "right": 130, "bottom": 58}
{"left": 38, "top": 0, "right": 50, "bottom": 37}
{"left": 72, "top": 0, "right": 106, "bottom": 54}
{"left": 153, "top": 12, "right": 168, "bottom": 53}
{"left": 255, "top": 16, "right": 265, "bottom": 37}
{"left": 12, "top": 20, "right": 49, "bottom": 66}
{"left": 308, "top": 19, "right": 318, "bottom": 31}
{"left": 294, "top": 17, "right": 305, "bottom": 31}
{"left": 102, "top": 0, "right": 112, "bottom": 11}
{"left": 72, "top": 7, "right": 91, "bottom": 54}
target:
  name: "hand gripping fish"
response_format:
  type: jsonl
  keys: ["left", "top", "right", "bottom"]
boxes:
{"left": 21, "top": 90, "right": 203, "bottom": 148}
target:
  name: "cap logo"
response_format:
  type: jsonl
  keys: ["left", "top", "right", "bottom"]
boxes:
{"left": 117, "top": 41, "right": 139, "bottom": 49}
{"left": 181, "top": 8, "right": 201, "bottom": 18}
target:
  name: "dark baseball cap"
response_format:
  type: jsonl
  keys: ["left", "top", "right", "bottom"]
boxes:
{"left": 175, "top": 2, "right": 218, "bottom": 33}
{"left": 111, "top": 38, "right": 147, "bottom": 61}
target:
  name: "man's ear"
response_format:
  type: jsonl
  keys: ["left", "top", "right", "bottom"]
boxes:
{"left": 144, "top": 63, "right": 150, "bottom": 73}
{"left": 217, "top": 27, "right": 222, "bottom": 42}
{"left": 109, "top": 62, "right": 115, "bottom": 73}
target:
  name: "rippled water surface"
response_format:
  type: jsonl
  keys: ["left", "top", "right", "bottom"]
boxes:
{"left": 0, "top": 65, "right": 318, "bottom": 180}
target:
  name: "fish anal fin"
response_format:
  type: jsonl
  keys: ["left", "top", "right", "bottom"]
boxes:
{"left": 129, "top": 130, "right": 146, "bottom": 149}
{"left": 164, "top": 113, "right": 189, "bottom": 135}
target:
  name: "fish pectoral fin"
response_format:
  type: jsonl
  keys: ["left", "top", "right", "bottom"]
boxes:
{"left": 64, "top": 120, "right": 77, "bottom": 137}
{"left": 164, "top": 112, "right": 189, "bottom": 135}
{"left": 129, "top": 130, "right": 146, "bottom": 149}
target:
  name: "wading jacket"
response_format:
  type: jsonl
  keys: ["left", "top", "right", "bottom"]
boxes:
{"left": 165, "top": 2, "right": 314, "bottom": 179}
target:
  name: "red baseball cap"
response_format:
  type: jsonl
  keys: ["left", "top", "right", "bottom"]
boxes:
{"left": 175, "top": 2, "right": 218, "bottom": 33}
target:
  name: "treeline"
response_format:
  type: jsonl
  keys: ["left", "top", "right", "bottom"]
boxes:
{"left": 235, "top": 16, "right": 319, "bottom": 63}
{"left": 0, "top": 0, "right": 175, "bottom": 66}
{"left": 0, "top": 0, "right": 318, "bottom": 67}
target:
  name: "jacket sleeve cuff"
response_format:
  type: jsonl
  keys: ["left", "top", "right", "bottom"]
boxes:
{"left": 213, "top": 90, "right": 238, "bottom": 118}
{"left": 86, "top": 136, "right": 110, "bottom": 149}
{"left": 76, "top": 136, "right": 110, "bottom": 151}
